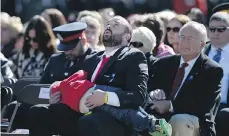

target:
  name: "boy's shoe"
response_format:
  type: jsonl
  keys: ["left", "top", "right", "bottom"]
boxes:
{"left": 149, "top": 119, "right": 172, "bottom": 136}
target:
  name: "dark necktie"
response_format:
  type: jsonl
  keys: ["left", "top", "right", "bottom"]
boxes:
{"left": 169, "top": 62, "right": 189, "bottom": 100}
{"left": 213, "top": 48, "right": 222, "bottom": 63}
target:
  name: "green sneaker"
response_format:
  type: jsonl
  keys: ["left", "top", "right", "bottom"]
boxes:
{"left": 149, "top": 119, "right": 172, "bottom": 136}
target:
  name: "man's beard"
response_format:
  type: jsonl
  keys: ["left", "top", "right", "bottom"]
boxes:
{"left": 65, "top": 44, "right": 86, "bottom": 60}
{"left": 65, "top": 54, "right": 76, "bottom": 60}
{"left": 103, "top": 31, "right": 123, "bottom": 47}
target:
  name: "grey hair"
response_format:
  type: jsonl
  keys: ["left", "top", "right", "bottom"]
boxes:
{"left": 179, "top": 21, "right": 207, "bottom": 43}
{"left": 210, "top": 12, "right": 229, "bottom": 25}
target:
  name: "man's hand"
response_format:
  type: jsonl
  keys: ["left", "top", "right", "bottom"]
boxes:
{"left": 150, "top": 100, "right": 171, "bottom": 114}
{"left": 85, "top": 89, "right": 106, "bottom": 109}
{"left": 49, "top": 91, "right": 61, "bottom": 104}
{"left": 149, "top": 89, "right": 166, "bottom": 101}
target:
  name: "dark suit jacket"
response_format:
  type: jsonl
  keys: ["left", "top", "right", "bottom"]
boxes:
{"left": 205, "top": 44, "right": 229, "bottom": 106}
{"left": 148, "top": 54, "right": 223, "bottom": 136}
{"left": 93, "top": 46, "right": 148, "bottom": 109}
{"left": 39, "top": 48, "right": 102, "bottom": 84}
{"left": 145, "top": 52, "right": 158, "bottom": 92}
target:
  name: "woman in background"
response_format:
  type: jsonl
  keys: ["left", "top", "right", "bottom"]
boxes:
{"left": 14, "top": 15, "right": 56, "bottom": 78}
{"left": 165, "top": 15, "right": 190, "bottom": 53}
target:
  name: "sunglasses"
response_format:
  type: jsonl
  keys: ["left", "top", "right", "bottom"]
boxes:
{"left": 209, "top": 27, "right": 229, "bottom": 33}
{"left": 130, "top": 42, "right": 144, "bottom": 48}
{"left": 166, "top": 27, "right": 180, "bottom": 32}
{"left": 25, "top": 36, "right": 38, "bottom": 43}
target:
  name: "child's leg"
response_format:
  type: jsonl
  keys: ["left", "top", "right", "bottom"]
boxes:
{"left": 96, "top": 105, "right": 156, "bottom": 132}
{"left": 96, "top": 105, "right": 172, "bottom": 136}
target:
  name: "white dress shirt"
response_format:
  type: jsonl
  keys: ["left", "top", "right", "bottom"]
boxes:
{"left": 91, "top": 47, "right": 121, "bottom": 107}
{"left": 174, "top": 55, "right": 200, "bottom": 99}
{"left": 208, "top": 43, "right": 229, "bottom": 104}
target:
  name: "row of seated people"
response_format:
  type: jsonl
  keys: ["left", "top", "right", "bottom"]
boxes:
{"left": 1, "top": 13, "right": 229, "bottom": 136}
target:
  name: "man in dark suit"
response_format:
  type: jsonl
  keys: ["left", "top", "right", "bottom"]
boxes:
{"left": 28, "top": 16, "right": 149, "bottom": 136}
{"left": 147, "top": 21, "right": 223, "bottom": 136}
{"left": 205, "top": 11, "right": 229, "bottom": 136}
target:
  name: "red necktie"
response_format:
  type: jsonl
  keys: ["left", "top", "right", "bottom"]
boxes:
{"left": 169, "top": 62, "right": 189, "bottom": 100}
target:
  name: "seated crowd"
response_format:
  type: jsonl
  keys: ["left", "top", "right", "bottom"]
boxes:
{"left": 1, "top": 3, "right": 229, "bottom": 136}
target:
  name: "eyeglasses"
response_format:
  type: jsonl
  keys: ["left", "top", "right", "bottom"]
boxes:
{"left": 179, "top": 35, "right": 204, "bottom": 43}
{"left": 209, "top": 27, "right": 229, "bottom": 33}
{"left": 166, "top": 27, "right": 180, "bottom": 32}
{"left": 25, "top": 36, "right": 38, "bottom": 43}
{"left": 130, "top": 42, "right": 144, "bottom": 48}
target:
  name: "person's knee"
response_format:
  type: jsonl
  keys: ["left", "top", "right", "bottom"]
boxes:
{"left": 169, "top": 114, "right": 199, "bottom": 136}
{"left": 28, "top": 105, "right": 48, "bottom": 126}
{"left": 169, "top": 114, "right": 188, "bottom": 125}
{"left": 77, "top": 115, "right": 99, "bottom": 135}
{"left": 77, "top": 115, "right": 97, "bottom": 129}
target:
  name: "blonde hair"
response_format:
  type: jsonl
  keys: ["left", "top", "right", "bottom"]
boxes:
{"left": 155, "top": 10, "right": 177, "bottom": 27}
{"left": 79, "top": 16, "right": 103, "bottom": 45}
{"left": 171, "top": 14, "right": 191, "bottom": 26}
{"left": 77, "top": 10, "right": 103, "bottom": 26}
{"left": 1, "top": 12, "right": 23, "bottom": 39}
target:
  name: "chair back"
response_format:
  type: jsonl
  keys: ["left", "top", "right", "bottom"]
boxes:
{"left": 17, "top": 84, "right": 50, "bottom": 105}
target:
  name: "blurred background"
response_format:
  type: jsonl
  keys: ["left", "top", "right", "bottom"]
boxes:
{"left": 2, "top": 0, "right": 228, "bottom": 24}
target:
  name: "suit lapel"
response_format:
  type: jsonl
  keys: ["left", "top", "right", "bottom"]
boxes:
{"left": 204, "top": 44, "right": 211, "bottom": 56}
{"left": 168, "top": 55, "right": 181, "bottom": 91}
{"left": 180, "top": 54, "right": 205, "bottom": 91}
{"left": 171, "top": 55, "right": 181, "bottom": 81}
{"left": 96, "top": 46, "right": 130, "bottom": 80}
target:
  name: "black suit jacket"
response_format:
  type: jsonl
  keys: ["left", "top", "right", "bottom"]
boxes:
{"left": 94, "top": 46, "right": 148, "bottom": 109}
{"left": 145, "top": 52, "right": 158, "bottom": 92}
{"left": 39, "top": 48, "right": 102, "bottom": 84}
{"left": 148, "top": 54, "right": 223, "bottom": 136}
{"left": 205, "top": 44, "right": 229, "bottom": 106}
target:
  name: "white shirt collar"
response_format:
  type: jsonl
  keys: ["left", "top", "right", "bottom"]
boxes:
{"left": 105, "top": 46, "right": 121, "bottom": 57}
{"left": 180, "top": 55, "right": 200, "bottom": 68}
{"left": 211, "top": 42, "right": 229, "bottom": 53}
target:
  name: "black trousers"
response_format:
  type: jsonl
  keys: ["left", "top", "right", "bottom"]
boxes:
{"left": 215, "top": 103, "right": 229, "bottom": 136}
{"left": 28, "top": 103, "right": 132, "bottom": 136}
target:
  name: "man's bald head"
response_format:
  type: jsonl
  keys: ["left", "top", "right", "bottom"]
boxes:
{"left": 109, "top": 16, "right": 133, "bottom": 37}
{"left": 178, "top": 21, "right": 207, "bottom": 60}
{"left": 180, "top": 21, "right": 207, "bottom": 43}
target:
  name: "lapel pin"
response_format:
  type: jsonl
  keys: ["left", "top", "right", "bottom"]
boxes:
{"left": 64, "top": 72, "right": 69, "bottom": 76}
{"left": 188, "top": 75, "right": 193, "bottom": 81}
{"left": 109, "top": 74, "right": 116, "bottom": 82}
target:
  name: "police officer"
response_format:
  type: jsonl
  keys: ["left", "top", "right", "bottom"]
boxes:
{"left": 40, "top": 22, "right": 101, "bottom": 84}
{"left": 5, "top": 22, "right": 103, "bottom": 130}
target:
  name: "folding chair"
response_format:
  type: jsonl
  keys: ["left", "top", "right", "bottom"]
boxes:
{"left": 1, "top": 86, "right": 13, "bottom": 115}
{"left": 1, "top": 86, "right": 13, "bottom": 132}
{"left": 6, "top": 84, "right": 50, "bottom": 133}
{"left": 2, "top": 78, "right": 17, "bottom": 88}
{"left": 11, "top": 78, "right": 40, "bottom": 99}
